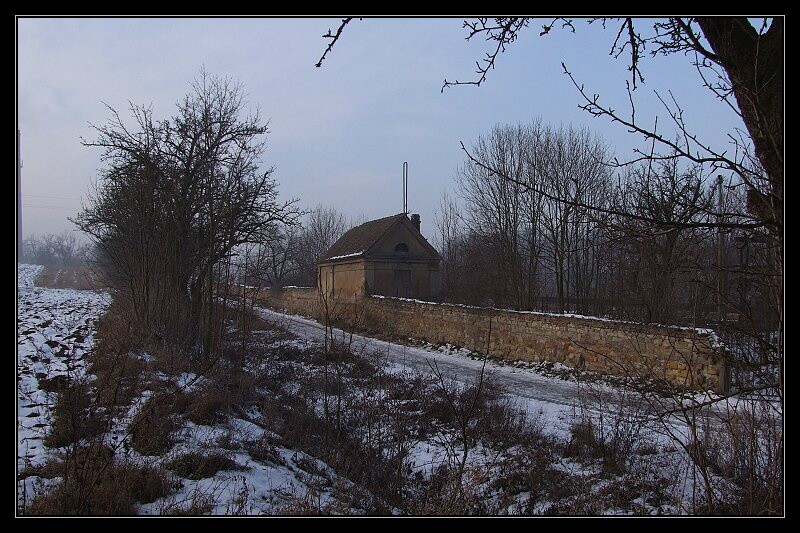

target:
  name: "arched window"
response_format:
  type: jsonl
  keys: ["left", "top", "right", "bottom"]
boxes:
{"left": 394, "top": 243, "right": 409, "bottom": 253}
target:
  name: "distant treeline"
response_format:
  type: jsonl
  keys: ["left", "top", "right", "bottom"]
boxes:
{"left": 430, "top": 121, "right": 779, "bottom": 337}
{"left": 20, "top": 231, "right": 94, "bottom": 268}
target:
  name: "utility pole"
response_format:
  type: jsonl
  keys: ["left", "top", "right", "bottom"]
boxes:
{"left": 17, "top": 129, "right": 22, "bottom": 259}
{"left": 716, "top": 174, "right": 724, "bottom": 323}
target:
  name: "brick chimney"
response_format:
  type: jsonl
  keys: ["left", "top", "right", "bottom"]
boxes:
{"left": 410, "top": 213, "right": 421, "bottom": 232}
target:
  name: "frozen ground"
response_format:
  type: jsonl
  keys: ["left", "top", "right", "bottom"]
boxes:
{"left": 254, "top": 307, "right": 716, "bottom": 514}
{"left": 257, "top": 308, "right": 585, "bottom": 436}
{"left": 17, "top": 264, "right": 111, "bottom": 471}
{"left": 16, "top": 264, "right": 377, "bottom": 515}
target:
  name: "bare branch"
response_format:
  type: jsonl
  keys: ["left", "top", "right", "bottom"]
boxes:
{"left": 315, "top": 18, "right": 355, "bottom": 69}
{"left": 561, "top": 63, "right": 767, "bottom": 194}
{"left": 458, "top": 140, "right": 763, "bottom": 232}
{"left": 442, "top": 18, "right": 530, "bottom": 92}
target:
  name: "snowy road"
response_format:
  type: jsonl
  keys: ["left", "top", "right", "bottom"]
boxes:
{"left": 255, "top": 307, "right": 739, "bottom": 439}
{"left": 257, "top": 307, "right": 606, "bottom": 435}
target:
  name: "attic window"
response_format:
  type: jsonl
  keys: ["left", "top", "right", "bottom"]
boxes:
{"left": 394, "top": 243, "right": 409, "bottom": 253}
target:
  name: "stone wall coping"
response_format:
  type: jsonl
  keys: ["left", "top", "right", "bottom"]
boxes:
{"left": 368, "top": 294, "right": 724, "bottom": 348}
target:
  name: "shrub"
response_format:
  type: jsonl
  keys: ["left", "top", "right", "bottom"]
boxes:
{"left": 244, "top": 437, "right": 284, "bottom": 465}
{"left": 37, "top": 374, "right": 71, "bottom": 393}
{"left": 165, "top": 452, "right": 239, "bottom": 480}
{"left": 44, "top": 380, "right": 104, "bottom": 449}
{"left": 696, "top": 401, "right": 783, "bottom": 515}
{"left": 130, "top": 395, "right": 177, "bottom": 456}
{"left": 185, "top": 388, "right": 226, "bottom": 426}
{"left": 23, "top": 445, "right": 172, "bottom": 515}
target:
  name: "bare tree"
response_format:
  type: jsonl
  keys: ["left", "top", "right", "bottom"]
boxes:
{"left": 76, "top": 70, "right": 299, "bottom": 355}
{"left": 433, "top": 191, "right": 466, "bottom": 303}
{"left": 611, "top": 155, "right": 713, "bottom": 323}
{"left": 537, "top": 124, "right": 614, "bottom": 314}
{"left": 21, "top": 231, "right": 90, "bottom": 267}
{"left": 452, "top": 121, "right": 613, "bottom": 314}
{"left": 456, "top": 124, "right": 528, "bottom": 308}
{"left": 294, "top": 205, "right": 348, "bottom": 287}
{"left": 247, "top": 223, "right": 302, "bottom": 289}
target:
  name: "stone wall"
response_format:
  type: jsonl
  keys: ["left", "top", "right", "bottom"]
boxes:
{"left": 256, "top": 288, "right": 727, "bottom": 392}
{"left": 258, "top": 286, "right": 321, "bottom": 318}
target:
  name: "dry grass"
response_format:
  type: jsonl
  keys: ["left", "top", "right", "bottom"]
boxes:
{"left": 44, "top": 380, "right": 105, "bottom": 449}
{"left": 130, "top": 394, "right": 179, "bottom": 456}
{"left": 32, "top": 266, "right": 108, "bottom": 290}
{"left": 243, "top": 436, "right": 284, "bottom": 465}
{"left": 185, "top": 387, "right": 226, "bottom": 426}
{"left": 24, "top": 444, "right": 171, "bottom": 516}
{"left": 165, "top": 452, "right": 239, "bottom": 480}
{"left": 37, "top": 374, "right": 71, "bottom": 393}
{"left": 696, "top": 403, "right": 783, "bottom": 515}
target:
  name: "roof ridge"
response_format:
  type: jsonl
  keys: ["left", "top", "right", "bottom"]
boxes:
{"left": 318, "top": 213, "right": 408, "bottom": 262}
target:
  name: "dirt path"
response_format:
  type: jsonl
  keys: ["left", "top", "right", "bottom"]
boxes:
{"left": 258, "top": 307, "right": 617, "bottom": 436}
{"left": 32, "top": 265, "right": 107, "bottom": 290}
{"left": 255, "top": 306, "right": 742, "bottom": 441}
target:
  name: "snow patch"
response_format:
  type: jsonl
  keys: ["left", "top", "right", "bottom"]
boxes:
{"left": 325, "top": 251, "right": 364, "bottom": 261}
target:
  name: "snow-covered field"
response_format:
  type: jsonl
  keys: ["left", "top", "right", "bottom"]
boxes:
{"left": 137, "top": 419, "right": 363, "bottom": 515}
{"left": 16, "top": 263, "right": 374, "bottom": 515}
{"left": 17, "top": 264, "right": 111, "bottom": 472}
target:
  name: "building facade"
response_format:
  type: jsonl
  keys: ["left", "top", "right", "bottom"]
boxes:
{"left": 317, "top": 213, "right": 441, "bottom": 301}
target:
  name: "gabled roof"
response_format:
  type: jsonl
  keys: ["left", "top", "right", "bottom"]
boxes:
{"left": 318, "top": 213, "right": 439, "bottom": 263}
{"left": 318, "top": 214, "right": 405, "bottom": 262}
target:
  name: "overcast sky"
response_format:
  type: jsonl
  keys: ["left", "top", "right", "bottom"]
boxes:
{"left": 17, "top": 17, "right": 748, "bottom": 242}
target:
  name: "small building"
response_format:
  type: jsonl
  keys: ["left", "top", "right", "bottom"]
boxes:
{"left": 317, "top": 213, "right": 441, "bottom": 301}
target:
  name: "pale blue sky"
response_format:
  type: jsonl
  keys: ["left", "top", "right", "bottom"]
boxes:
{"left": 17, "top": 17, "right": 748, "bottom": 241}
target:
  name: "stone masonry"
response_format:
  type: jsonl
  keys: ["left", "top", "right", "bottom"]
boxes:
{"left": 257, "top": 287, "right": 727, "bottom": 392}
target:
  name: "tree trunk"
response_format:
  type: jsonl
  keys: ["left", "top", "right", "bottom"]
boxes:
{"left": 696, "top": 17, "right": 783, "bottom": 229}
